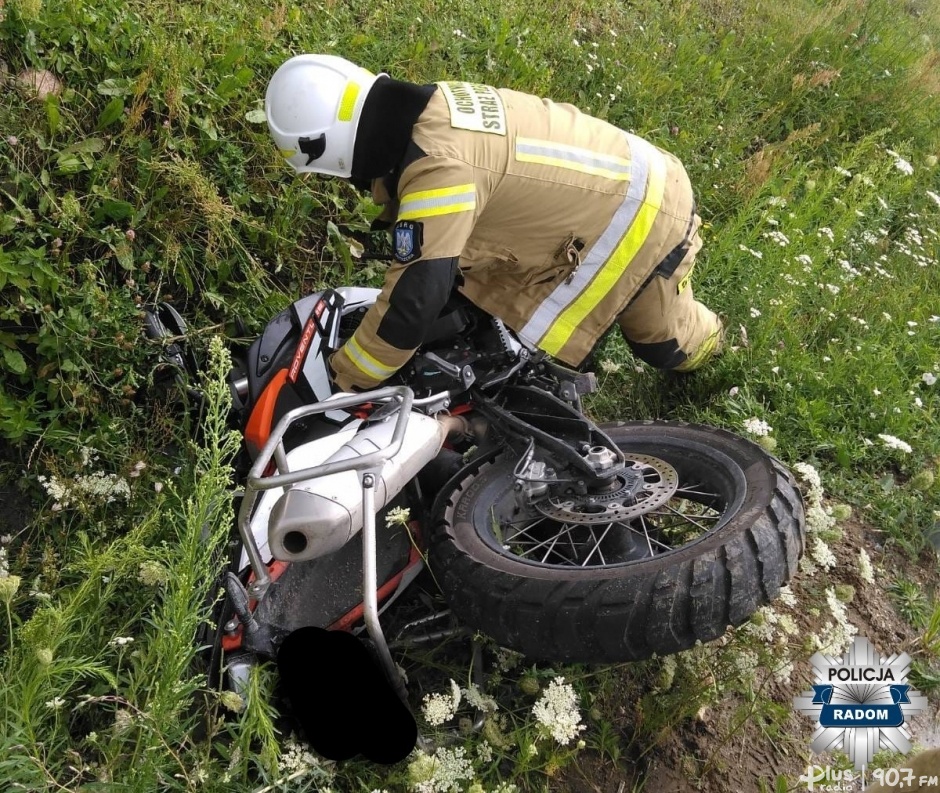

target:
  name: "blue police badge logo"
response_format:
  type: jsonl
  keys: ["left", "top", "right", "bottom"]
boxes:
{"left": 393, "top": 221, "right": 422, "bottom": 263}
{"left": 794, "top": 635, "right": 927, "bottom": 771}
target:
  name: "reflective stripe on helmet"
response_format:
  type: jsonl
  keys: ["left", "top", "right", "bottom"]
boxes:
{"left": 518, "top": 135, "right": 667, "bottom": 355}
{"left": 337, "top": 81, "right": 361, "bottom": 122}
{"left": 515, "top": 137, "right": 632, "bottom": 181}
{"left": 398, "top": 184, "right": 477, "bottom": 220}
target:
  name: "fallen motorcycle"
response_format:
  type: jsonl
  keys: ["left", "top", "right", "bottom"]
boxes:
{"left": 146, "top": 286, "right": 806, "bottom": 699}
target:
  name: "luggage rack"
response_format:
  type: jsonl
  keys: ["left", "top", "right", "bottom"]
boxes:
{"left": 234, "top": 385, "right": 417, "bottom": 699}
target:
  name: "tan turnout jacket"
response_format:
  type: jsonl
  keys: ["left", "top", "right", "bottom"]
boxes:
{"left": 331, "top": 82, "right": 720, "bottom": 391}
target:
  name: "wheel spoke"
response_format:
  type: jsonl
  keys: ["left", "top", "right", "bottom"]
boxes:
{"left": 661, "top": 503, "right": 715, "bottom": 533}
{"left": 580, "top": 523, "right": 614, "bottom": 567}
{"left": 489, "top": 451, "right": 734, "bottom": 569}
{"left": 511, "top": 520, "right": 577, "bottom": 558}
{"left": 540, "top": 530, "right": 563, "bottom": 564}
{"left": 674, "top": 486, "right": 720, "bottom": 499}
{"left": 644, "top": 511, "right": 721, "bottom": 521}
{"left": 637, "top": 513, "right": 656, "bottom": 555}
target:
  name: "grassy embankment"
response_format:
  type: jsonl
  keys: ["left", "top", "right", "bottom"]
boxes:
{"left": 1, "top": 0, "right": 939, "bottom": 790}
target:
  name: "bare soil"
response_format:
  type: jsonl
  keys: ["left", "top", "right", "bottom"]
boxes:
{"left": 560, "top": 517, "right": 940, "bottom": 793}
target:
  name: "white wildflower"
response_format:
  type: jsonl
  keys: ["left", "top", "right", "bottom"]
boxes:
{"left": 778, "top": 586, "right": 797, "bottom": 608}
{"left": 811, "top": 537, "right": 837, "bottom": 570}
{"left": 806, "top": 503, "right": 836, "bottom": 534}
{"left": 814, "top": 588, "right": 858, "bottom": 655}
{"left": 892, "top": 155, "right": 914, "bottom": 175}
{"left": 738, "top": 244, "right": 763, "bottom": 260}
{"left": 408, "top": 747, "right": 474, "bottom": 793}
{"left": 858, "top": 549, "right": 875, "bottom": 584}
{"left": 278, "top": 737, "right": 318, "bottom": 776}
{"left": 494, "top": 647, "right": 523, "bottom": 672}
{"left": 743, "top": 417, "right": 772, "bottom": 437}
{"left": 795, "top": 254, "right": 813, "bottom": 266}
{"left": 800, "top": 555, "right": 818, "bottom": 577}
{"left": 138, "top": 560, "right": 169, "bottom": 587}
{"left": 38, "top": 470, "right": 131, "bottom": 509}
{"left": 834, "top": 166, "right": 852, "bottom": 177}
{"left": 818, "top": 227, "right": 835, "bottom": 242}
{"left": 793, "top": 462, "right": 823, "bottom": 499}
{"left": 421, "top": 679, "right": 461, "bottom": 726}
{"left": 777, "top": 613, "right": 798, "bottom": 635}
{"left": 749, "top": 307, "right": 761, "bottom": 318}
{"left": 923, "top": 372, "right": 937, "bottom": 386}
{"left": 774, "top": 660, "right": 795, "bottom": 683}
{"left": 532, "top": 677, "right": 585, "bottom": 745}
{"left": 767, "top": 196, "right": 787, "bottom": 207}
{"left": 877, "top": 434, "right": 912, "bottom": 454}
{"left": 462, "top": 684, "right": 498, "bottom": 713}
{"left": 108, "top": 636, "right": 134, "bottom": 648}
{"left": 475, "top": 740, "right": 493, "bottom": 764}
{"left": 599, "top": 359, "right": 622, "bottom": 374}
{"left": 927, "top": 190, "right": 940, "bottom": 208}
{"left": 45, "top": 697, "right": 66, "bottom": 711}
{"left": 385, "top": 506, "right": 411, "bottom": 528}
{"left": 732, "top": 649, "right": 759, "bottom": 681}
{"left": 764, "top": 230, "right": 790, "bottom": 247}
{"left": 745, "top": 607, "right": 780, "bottom": 642}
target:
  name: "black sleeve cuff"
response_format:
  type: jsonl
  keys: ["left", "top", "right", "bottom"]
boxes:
{"left": 375, "top": 257, "right": 459, "bottom": 350}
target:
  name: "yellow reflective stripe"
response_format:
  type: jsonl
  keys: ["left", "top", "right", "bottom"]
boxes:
{"left": 675, "top": 328, "right": 720, "bottom": 372}
{"left": 515, "top": 137, "right": 632, "bottom": 181}
{"left": 344, "top": 334, "right": 398, "bottom": 381}
{"left": 677, "top": 262, "right": 696, "bottom": 294}
{"left": 337, "top": 81, "right": 361, "bottom": 122}
{"left": 540, "top": 154, "right": 668, "bottom": 356}
{"left": 398, "top": 184, "right": 477, "bottom": 220}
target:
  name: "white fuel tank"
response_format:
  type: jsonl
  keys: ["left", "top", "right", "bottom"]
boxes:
{"left": 267, "top": 413, "right": 447, "bottom": 562}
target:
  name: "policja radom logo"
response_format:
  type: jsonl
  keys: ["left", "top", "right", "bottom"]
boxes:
{"left": 794, "top": 635, "right": 927, "bottom": 770}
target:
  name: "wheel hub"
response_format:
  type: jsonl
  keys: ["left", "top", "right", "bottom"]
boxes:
{"left": 534, "top": 454, "right": 679, "bottom": 524}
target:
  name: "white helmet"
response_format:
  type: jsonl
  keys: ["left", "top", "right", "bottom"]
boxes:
{"left": 265, "top": 54, "right": 382, "bottom": 178}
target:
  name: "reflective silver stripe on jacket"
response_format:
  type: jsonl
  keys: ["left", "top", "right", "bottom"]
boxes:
{"left": 518, "top": 134, "right": 659, "bottom": 347}
{"left": 515, "top": 137, "right": 632, "bottom": 180}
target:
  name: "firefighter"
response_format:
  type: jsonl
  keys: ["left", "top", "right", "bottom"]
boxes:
{"left": 265, "top": 54, "right": 723, "bottom": 392}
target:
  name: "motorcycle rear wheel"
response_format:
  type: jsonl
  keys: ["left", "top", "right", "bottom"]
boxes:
{"left": 430, "top": 420, "right": 805, "bottom": 663}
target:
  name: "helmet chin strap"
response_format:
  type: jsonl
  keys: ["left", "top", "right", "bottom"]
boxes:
{"left": 350, "top": 77, "right": 437, "bottom": 182}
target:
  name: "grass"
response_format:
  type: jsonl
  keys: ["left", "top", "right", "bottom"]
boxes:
{"left": 1, "top": 0, "right": 940, "bottom": 790}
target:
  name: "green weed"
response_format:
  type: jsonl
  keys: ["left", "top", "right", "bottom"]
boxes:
{"left": 1, "top": 0, "right": 939, "bottom": 789}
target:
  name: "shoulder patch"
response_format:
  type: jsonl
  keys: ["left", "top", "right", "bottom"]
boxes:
{"left": 394, "top": 220, "right": 423, "bottom": 263}
{"left": 438, "top": 82, "right": 507, "bottom": 136}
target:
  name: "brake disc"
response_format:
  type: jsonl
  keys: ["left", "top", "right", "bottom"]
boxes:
{"left": 534, "top": 453, "right": 679, "bottom": 524}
